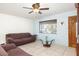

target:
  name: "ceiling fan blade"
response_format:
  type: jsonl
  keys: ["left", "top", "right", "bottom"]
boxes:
{"left": 28, "top": 11, "right": 33, "bottom": 14}
{"left": 23, "top": 7, "right": 32, "bottom": 9}
{"left": 40, "top": 8, "right": 49, "bottom": 10}
{"left": 39, "top": 11, "right": 42, "bottom": 14}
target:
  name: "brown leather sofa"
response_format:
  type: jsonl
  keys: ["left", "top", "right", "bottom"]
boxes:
{"left": 0, "top": 43, "right": 31, "bottom": 56}
{"left": 6, "top": 33, "right": 36, "bottom": 46}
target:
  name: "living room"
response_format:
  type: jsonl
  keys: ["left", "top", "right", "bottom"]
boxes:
{"left": 0, "top": 1, "right": 79, "bottom": 57}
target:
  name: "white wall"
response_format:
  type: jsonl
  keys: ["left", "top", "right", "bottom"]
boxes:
{"left": 34, "top": 11, "right": 77, "bottom": 46}
{"left": 0, "top": 13, "right": 34, "bottom": 44}
{"left": 0, "top": 11, "right": 77, "bottom": 46}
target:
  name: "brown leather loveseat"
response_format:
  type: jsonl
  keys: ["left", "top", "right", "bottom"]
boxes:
{"left": 6, "top": 33, "right": 36, "bottom": 46}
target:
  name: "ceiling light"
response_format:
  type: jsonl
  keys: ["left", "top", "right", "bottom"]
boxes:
{"left": 33, "top": 9, "right": 39, "bottom": 13}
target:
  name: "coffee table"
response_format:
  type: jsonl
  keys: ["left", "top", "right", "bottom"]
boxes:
{"left": 40, "top": 39, "right": 54, "bottom": 47}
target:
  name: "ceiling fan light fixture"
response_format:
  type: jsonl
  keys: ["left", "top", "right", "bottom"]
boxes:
{"left": 33, "top": 8, "right": 39, "bottom": 13}
{"left": 23, "top": 3, "right": 49, "bottom": 14}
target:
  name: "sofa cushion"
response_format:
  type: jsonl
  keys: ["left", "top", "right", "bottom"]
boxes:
{"left": 7, "top": 48, "right": 31, "bottom": 56}
{"left": 1, "top": 43, "right": 16, "bottom": 51}
{"left": 6, "top": 33, "right": 31, "bottom": 39}
{"left": 12, "top": 38, "right": 32, "bottom": 46}
{"left": 0, "top": 45, "right": 8, "bottom": 56}
{"left": 14, "top": 38, "right": 32, "bottom": 42}
{"left": 14, "top": 38, "right": 33, "bottom": 43}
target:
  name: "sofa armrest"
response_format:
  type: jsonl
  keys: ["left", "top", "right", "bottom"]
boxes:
{"left": 6, "top": 38, "right": 15, "bottom": 43}
{"left": 31, "top": 35, "right": 37, "bottom": 41}
{"left": 1, "top": 43, "right": 17, "bottom": 51}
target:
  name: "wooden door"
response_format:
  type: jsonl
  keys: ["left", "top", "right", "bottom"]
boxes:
{"left": 68, "top": 16, "right": 77, "bottom": 48}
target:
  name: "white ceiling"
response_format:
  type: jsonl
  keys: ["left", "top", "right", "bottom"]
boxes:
{"left": 0, "top": 3, "right": 76, "bottom": 19}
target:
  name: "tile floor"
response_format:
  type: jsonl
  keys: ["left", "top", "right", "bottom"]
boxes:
{"left": 18, "top": 41, "right": 76, "bottom": 56}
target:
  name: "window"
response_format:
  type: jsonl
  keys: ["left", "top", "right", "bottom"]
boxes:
{"left": 39, "top": 20, "right": 57, "bottom": 34}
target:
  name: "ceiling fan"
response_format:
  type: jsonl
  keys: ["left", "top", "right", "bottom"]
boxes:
{"left": 23, "top": 3, "right": 49, "bottom": 14}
